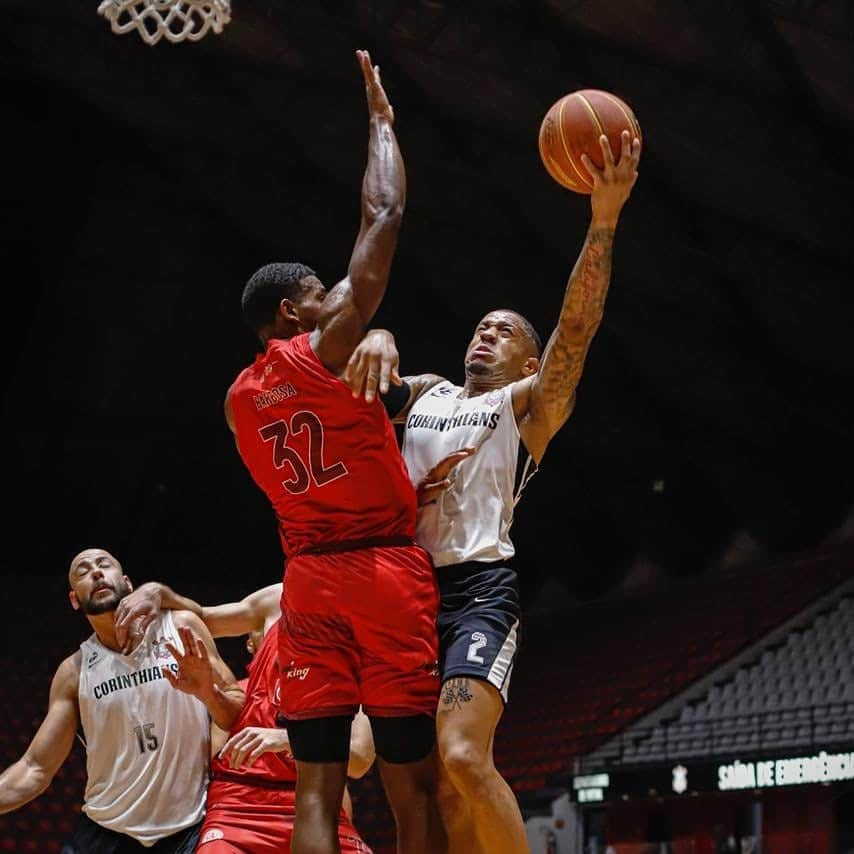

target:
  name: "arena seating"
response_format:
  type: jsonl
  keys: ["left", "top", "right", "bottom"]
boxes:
{"left": 606, "top": 594, "right": 854, "bottom": 764}
{"left": 494, "top": 544, "right": 852, "bottom": 794}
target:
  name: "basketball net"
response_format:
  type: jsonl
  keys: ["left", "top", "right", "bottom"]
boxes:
{"left": 97, "top": 0, "right": 231, "bottom": 45}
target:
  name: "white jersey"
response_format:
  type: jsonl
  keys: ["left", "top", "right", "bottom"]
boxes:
{"left": 402, "top": 380, "right": 536, "bottom": 567}
{"left": 77, "top": 611, "right": 209, "bottom": 846}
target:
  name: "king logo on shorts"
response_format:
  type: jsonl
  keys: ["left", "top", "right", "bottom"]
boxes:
{"left": 199, "top": 828, "right": 225, "bottom": 845}
{"left": 285, "top": 660, "right": 311, "bottom": 681}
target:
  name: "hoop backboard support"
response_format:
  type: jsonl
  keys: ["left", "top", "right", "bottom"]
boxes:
{"left": 97, "top": 0, "right": 232, "bottom": 46}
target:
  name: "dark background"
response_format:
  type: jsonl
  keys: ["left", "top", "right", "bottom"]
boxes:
{"left": 3, "top": 1, "right": 854, "bottom": 655}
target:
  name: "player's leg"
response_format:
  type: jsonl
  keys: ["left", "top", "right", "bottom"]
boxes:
{"left": 354, "top": 546, "right": 446, "bottom": 852}
{"left": 435, "top": 562, "right": 526, "bottom": 853}
{"left": 370, "top": 716, "right": 447, "bottom": 853}
{"left": 436, "top": 677, "right": 527, "bottom": 854}
{"left": 436, "top": 763, "right": 479, "bottom": 853}
{"left": 288, "top": 717, "right": 352, "bottom": 854}
{"left": 278, "top": 558, "right": 360, "bottom": 854}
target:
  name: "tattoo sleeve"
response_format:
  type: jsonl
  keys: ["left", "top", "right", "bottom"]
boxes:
{"left": 534, "top": 226, "right": 615, "bottom": 424}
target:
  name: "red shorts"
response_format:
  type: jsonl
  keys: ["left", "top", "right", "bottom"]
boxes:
{"left": 279, "top": 544, "right": 439, "bottom": 719}
{"left": 198, "top": 781, "right": 372, "bottom": 853}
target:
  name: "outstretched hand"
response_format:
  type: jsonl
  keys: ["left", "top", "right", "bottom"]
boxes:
{"left": 417, "top": 447, "right": 477, "bottom": 506}
{"left": 343, "top": 329, "right": 402, "bottom": 402}
{"left": 581, "top": 130, "right": 641, "bottom": 224}
{"left": 356, "top": 49, "right": 394, "bottom": 124}
{"left": 162, "top": 626, "right": 217, "bottom": 701}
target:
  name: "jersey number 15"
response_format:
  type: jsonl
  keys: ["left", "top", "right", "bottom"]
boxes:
{"left": 260, "top": 411, "right": 349, "bottom": 495}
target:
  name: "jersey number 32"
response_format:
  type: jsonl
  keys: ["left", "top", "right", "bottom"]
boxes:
{"left": 260, "top": 411, "right": 349, "bottom": 495}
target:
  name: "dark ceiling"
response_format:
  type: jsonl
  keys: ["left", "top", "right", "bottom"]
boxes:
{"left": 3, "top": 0, "right": 854, "bottom": 605}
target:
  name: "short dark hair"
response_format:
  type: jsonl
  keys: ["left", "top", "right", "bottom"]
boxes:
{"left": 515, "top": 313, "right": 543, "bottom": 357}
{"left": 241, "top": 262, "right": 316, "bottom": 333}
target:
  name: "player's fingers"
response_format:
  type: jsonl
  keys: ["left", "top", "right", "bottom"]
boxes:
{"left": 137, "top": 613, "right": 154, "bottom": 638}
{"left": 247, "top": 744, "right": 267, "bottom": 766}
{"left": 418, "top": 479, "right": 451, "bottom": 505}
{"left": 579, "top": 153, "right": 602, "bottom": 184}
{"left": 599, "top": 133, "right": 616, "bottom": 170}
{"left": 364, "top": 354, "right": 381, "bottom": 403}
{"left": 431, "top": 447, "right": 476, "bottom": 479}
{"left": 176, "top": 626, "right": 195, "bottom": 657}
{"left": 347, "top": 351, "right": 369, "bottom": 398}
{"left": 164, "top": 642, "right": 183, "bottom": 662}
{"left": 342, "top": 346, "right": 360, "bottom": 380}
{"left": 181, "top": 626, "right": 207, "bottom": 659}
{"left": 631, "top": 136, "right": 642, "bottom": 164}
{"left": 378, "top": 352, "right": 396, "bottom": 395}
{"left": 620, "top": 129, "right": 631, "bottom": 163}
{"left": 161, "top": 667, "right": 179, "bottom": 688}
{"left": 391, "top": 368, "right": 403, "bottom": 386}
{"left": 219, "top": 735, "right": 236, "bottom": 758}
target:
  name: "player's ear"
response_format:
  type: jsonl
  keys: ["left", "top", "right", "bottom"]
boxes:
{"left": 123, "top": 575, "right": 133, "bottom": 593}
{"left": 69, "top": 590, "right": 80, "bottom": 611}
{"left": 522, "top": 356, "right": 540, "bottom": 376}
{"left": 279, "top": 298, "right": 300, "bottom": 324}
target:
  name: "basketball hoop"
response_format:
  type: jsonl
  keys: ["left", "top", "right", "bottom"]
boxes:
{"left": 97, "top": 0, "right": 231, "bottom": 46}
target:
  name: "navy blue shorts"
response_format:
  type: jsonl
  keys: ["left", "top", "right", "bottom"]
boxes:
{"left": 61, "top": 814, "right": 201, "bottom": 854}
{"left": 437, "top": 560, "right": 521, "bottom": 702}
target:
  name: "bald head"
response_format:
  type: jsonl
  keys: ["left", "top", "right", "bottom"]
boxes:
{"left": 68, "top": 548, "right": 132, "bottom": 615}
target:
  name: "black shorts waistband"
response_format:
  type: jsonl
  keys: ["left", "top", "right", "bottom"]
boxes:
{"left": 293, "top": 535, "right": 415, "bottom": 558}
{"left": 438, "top": 558, "right": 514, "bottom": 574}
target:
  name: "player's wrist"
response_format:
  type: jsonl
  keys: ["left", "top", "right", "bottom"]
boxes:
{"left": 589, "top": 208, "right": 620, "bottom": 229}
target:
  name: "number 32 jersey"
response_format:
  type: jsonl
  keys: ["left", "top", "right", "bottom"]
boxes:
{"left": 229, "top": 333, "right": 417, "bottom": 558}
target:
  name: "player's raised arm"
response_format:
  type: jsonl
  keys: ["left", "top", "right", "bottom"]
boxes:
{"left": 516, "top": 130, "right": 640, "bottom": 463}
{"left": 311, "top": 49, "right": 406, "bottom": 372}
{"left": 0, "top": 654, "right": 80, "bottom": 814}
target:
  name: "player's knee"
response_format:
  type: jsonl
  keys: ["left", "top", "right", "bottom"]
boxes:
{"left": 440, "top": 739, "right": 490, "bottom": 791}
{"left": 370, "top": 713, "right": 435, "bottom": 764}
{"left": 285, "top": 714, "right": 352, "bottom": 763}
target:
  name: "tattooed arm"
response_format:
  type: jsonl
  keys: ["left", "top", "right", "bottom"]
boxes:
{"left": 514, "top": 130, "right": 640, "bottom": 463}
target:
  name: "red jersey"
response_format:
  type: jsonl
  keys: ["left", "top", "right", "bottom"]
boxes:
{"left": 229, "top": 333, "right": 417, "bottom": 557}
{"left": 210, "top": 619, "right": 295, "bottom": 787}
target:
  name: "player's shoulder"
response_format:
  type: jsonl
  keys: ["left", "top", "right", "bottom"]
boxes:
{"left": 412, "top": 376, "right": 454, "bottom": 399}
{"left": 171, "top": 609, "right": 207, "bottom": 634}
{"left": 251, "top": 582, "right": 283, "bottom": 609}
{"left": 53, "top": 651, "right": 82, "bottom": 692}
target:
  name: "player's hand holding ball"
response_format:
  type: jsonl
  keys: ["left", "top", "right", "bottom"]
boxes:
{"left": 538, "top": 88, "right": 641, "bottom": 223}
{"left": 583, "top": 130, "right": 641, "bottom": 226}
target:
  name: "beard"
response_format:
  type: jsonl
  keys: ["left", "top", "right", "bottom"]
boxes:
{"left": 465, "top": 359, "right": 493, "bottom": 377}
{"left": 81, "top": 579, "right": 132, "bottom": 615}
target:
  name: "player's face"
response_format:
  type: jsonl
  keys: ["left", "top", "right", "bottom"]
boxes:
{"left": 68, "top": 549, "right": 132, "bottom": 615}
{"left": 292, "top": 276, "right": 329, "bottom": 331}
{"left": 465, "top": 311, "right": 536, "bottom": 378}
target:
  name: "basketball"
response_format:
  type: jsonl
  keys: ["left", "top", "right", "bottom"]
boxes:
{"left": 538, "top": 89, "right": 642, "bottom": 193}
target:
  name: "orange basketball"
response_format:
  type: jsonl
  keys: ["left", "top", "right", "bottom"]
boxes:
{"left": 538, "top": 89, "right": 642, "bottom": 193}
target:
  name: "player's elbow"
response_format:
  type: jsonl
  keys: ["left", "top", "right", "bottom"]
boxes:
{"left": 363, "top": 198, "right": 405, "bottom": 230}
{"left": 14, "top": 756, "right": 53, "bottom": 804}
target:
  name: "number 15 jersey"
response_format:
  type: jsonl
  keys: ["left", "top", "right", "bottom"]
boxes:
{"left": 229, "top": 333, "right": 417, "bottom": 558}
